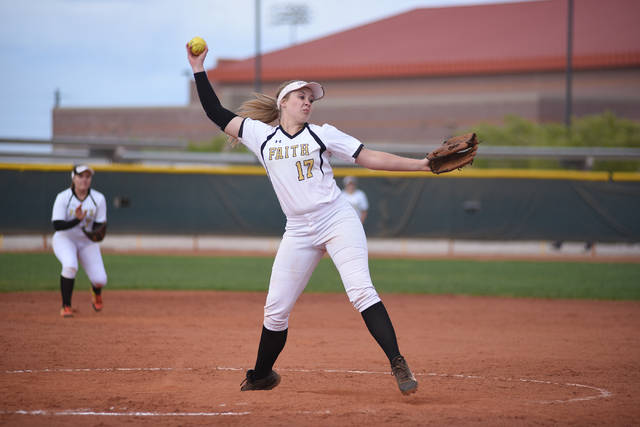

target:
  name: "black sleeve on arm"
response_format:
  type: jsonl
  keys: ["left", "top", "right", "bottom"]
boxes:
{"left": 194, "top": 71, "right": 237, "bottom": 130}
{"left": 52, "top": 218, "right": 81, "bottom": 231}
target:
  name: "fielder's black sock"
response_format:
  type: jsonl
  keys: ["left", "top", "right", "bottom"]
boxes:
{"left": 253, "top": 326, "right": 288, "bottom": 379}
{"left": 361, "top": 301, "right": 401, "bottom": 363}
{"left": 91, "top": 285, "right": 102, "bottom": 296}
{"left": 60, "top": 276, "right": 75, "bottom": 307}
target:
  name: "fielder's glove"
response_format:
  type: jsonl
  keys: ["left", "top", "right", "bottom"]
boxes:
{"left": 82, "top": 223, "right": 107, "bottom": 242}
{"left": 427, "top": 133, "right": 480, "bottom": 174}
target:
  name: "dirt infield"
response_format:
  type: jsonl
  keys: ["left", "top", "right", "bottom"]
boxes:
{"left": 1, "top": 291, "right": 639, "bottom": 426}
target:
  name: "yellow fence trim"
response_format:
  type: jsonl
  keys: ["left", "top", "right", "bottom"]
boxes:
{"left": 93, "top": 164, "right": 268, "bottom": 175}
{"left": 0, "top": 163, "right": 266, "bottom": 176}
{"left": 0, "top": 163, "right": 615, "bottom": 181}
{"left": 611, "top": 172, "right": 640, "bottom": 182}
{"left": 0, "top": 163, "right": 74, "bottom": 172}
{"left": 332, "top": 167, "right": 610, "bottom": 181}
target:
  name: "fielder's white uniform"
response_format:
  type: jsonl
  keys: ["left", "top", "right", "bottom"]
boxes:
{"left": 240, "top": 118, "right": 381, "bottom": 331}
{"left": 51, "top": 188, "right": 108, "bottom": 286}
{"left": 343, "top": 189, "right": 369, "bottom": 220}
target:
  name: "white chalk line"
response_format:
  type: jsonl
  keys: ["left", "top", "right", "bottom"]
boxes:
{"left": 2, "top": 365, "right": 612, "bottom": 418}
{"left": 279, "top": 368, "right": 612, "bottom": 404}
{"left": 1, "top": 409, "right": 250, "bottom": 417}
{"left": 6, "top": 367, "right": 191, "bottom": 374}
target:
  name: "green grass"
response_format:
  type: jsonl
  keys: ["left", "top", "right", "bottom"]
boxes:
{"left": 1, "top": 253, "right": 639, "bottom": 300}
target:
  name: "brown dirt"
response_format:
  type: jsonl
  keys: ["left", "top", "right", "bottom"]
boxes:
{"left": 1, "top": 291, "right": 639, "bottom": 426}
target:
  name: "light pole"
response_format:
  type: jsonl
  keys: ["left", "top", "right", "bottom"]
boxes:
{"left": 54, "top": 88, "right": 61, "bottom": 108}
{"left": 565, "top": 0, "right": 574, "bottom": 130}
{"left": 270, "top": 3, "right": 311, "bottom": 46}
{"left": 255, "top": 0, "right": 262, "bottom": 93}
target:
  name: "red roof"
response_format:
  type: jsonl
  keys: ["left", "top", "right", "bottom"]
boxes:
{"left": 208, "top": 0, "right": 640, "bottom": 83}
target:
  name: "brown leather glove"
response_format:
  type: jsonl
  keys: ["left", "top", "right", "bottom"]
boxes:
{"left": 82, "top": 223, "right": 107, "bottom": 242}
{"left": 427, "top": 133, "right": 480, "bottom": 175}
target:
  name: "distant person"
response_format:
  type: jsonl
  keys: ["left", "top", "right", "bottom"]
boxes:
{"left": 188, "top": 43, "right": 431, "bottom": 395}
{"left": 342, "top": 176, "right": 369, "bottom": 223}
{"left": 51, "top": 165, "right": 108, "bottom": 318}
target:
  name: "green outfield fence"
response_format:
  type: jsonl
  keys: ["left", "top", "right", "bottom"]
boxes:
{"left": 1, "top": 163, "right": 639, "bottom": 242}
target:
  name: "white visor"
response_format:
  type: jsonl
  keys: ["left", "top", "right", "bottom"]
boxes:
{"left": 71, "top": 164, "right": 94, "bottom": 178}
{"left": 276, "top": 81, "right": 324, "bottom": 110}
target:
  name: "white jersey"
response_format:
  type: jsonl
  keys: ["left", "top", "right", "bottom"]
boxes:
{"left": 342, "top": 189, "right": 369, "bottom": 218}
{"left": 239, "top": 118, "right": 363, "bottom": 217}
{"left": 51, "top": 188, "right": 107, "bottom": 241}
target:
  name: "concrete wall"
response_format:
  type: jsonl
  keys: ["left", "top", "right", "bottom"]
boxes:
{"left": 52, "top": 68, "right": 640, "bottom": 144}
{"left": 52, "top": 105, "right": 214, "bottom": 142}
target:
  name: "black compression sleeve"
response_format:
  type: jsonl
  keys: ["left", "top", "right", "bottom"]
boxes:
{"left": 53, "top": 218, "right": 81, "bottom": 231}
{"left": 194, "top": 72, "right": 237, "bottom": 130}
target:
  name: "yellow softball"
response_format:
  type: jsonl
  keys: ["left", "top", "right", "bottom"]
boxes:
{"left": 188, "top": 36, "right": 207, "bottom": 56}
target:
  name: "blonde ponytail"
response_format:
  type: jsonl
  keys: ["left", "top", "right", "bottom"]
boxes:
{"left": 228, "top": 80, "right": 296, "bottom": 146}
{"left": 237, "top": 93, "right": 279, "bottom": 124}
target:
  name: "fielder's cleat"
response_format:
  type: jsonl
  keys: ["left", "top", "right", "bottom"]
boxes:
{"left": 91, "top": 290, "right": 103, "bottom": 312}
{"left": 391, "top": 355, "right": 418, "bottom": 395}
{"left": 240, "top": 369, "right": 281, "bottom": 391}
{"left": 60, "top": 306, "right": 74, "bottom": 318}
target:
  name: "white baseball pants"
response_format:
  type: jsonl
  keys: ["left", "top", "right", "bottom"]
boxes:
{"left": 52, "top": 232, "right": 108, "bottom": 286}
{"left": 263, "top": 196, "right": 380, "bottom": 331}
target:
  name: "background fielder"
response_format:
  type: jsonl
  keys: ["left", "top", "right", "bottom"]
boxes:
{"left": 342, "top": 176, "right": 369, "bottom": 223}
{"left": 51, "top": 165, "right": 108, "bottom": 318}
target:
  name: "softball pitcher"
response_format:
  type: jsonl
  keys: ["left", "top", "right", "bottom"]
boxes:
{"left": 188, "top": 44, "right": 430, "bottom": 395}
{"left": 51, "top": 165, "right": 108, "bottom": 318}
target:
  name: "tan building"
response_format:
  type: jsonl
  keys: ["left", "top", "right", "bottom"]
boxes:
{"left": 53, "top": 0, "right": 640, "bottom": 144}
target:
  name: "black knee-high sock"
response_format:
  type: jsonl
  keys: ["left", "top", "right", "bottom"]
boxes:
{"left": 60, "top": 276, "right": 75, "bottom": 307}
{"left": 92, "top": 285, "right": 102, "bottom": 296}
{"left": 253, "top": 326, "right": 288, "bottom": 378}
{"left": 361, "top": 301, "right": 400, "bottom": 363}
